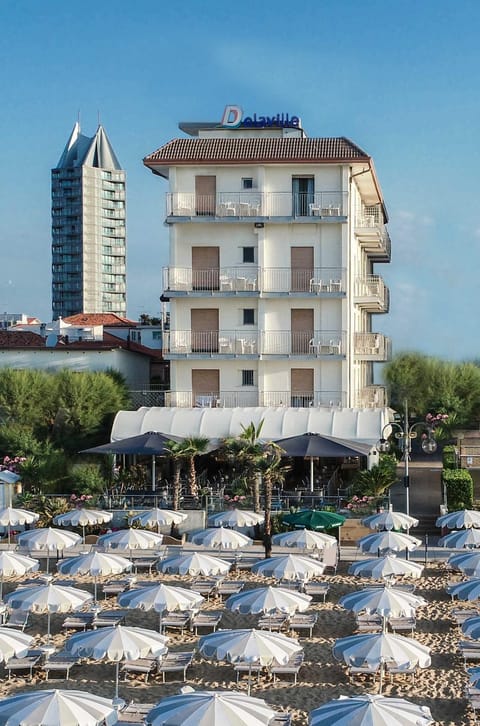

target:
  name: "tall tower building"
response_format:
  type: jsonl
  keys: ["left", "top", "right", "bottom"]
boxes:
{"left": 51, "top": 123, "right": 126, "bottom": 319}
{"left": 143, "top": 107, "right": 391, "bottom": 410}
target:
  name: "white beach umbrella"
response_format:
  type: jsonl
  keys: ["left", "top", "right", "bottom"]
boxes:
{"left": 310, "top": 694, "right": 433, "bottom": 726}
{"left": 17, "top": 528, "right": 82, "bottom": 573}
{"left": 440, "top": 529, "right": 480, "bottom": 549}
{"left": 333, "top": 631, "right": 431, "bottom": 692}
{"left": 448, "top": 551, "right": 480, "bottom": 576}
{"left": 57, "top": 551, "right": 133, "bottom": 604}
{"left": 198, "top": 628, "right": 302, "bottom": 695}
{"left": 348, "top": 554, "right": 424, "bottom": 580}
{"left": 362, "top": 509, "right": 419, "bottom": 532}
{"left": 207, "top": 509, "right": 264, "bottom": 528}
{"left": 145, "top": 690, "right": 278, "bottom": 726}
{"left": 436, "top": 509, "right": 480, "bottom": 530}
{"left": 461, "top": 615, "right": 480, "bottom": 639}
{"left": 0, "top": 627, "right": 34, "bottom": 662}
{"left": 357, "top": 530, "right": 422, "bottom": 554}
{"left": 446, "top": 577, "right": 480, "bottom": 601}
{"left": 226, "top": 586, "right": 311, "bottom": 615}
{"left": 5, "top": 580, "right": 92, "bottom": 643}
{"left": 272, "top": 529, "right": 337, "bottom": 551}
{"left": 159, "top": 552, "right": 231, "bottom": 577}
{"left": 251, "top": 554, "right": 326, "bottom": 583}
{"left": 65, "top": 625, "right": 168, "bottom": 705}
{"left": 0, "top": 689, "right": 118, "bottom": 726}
{"left": 97, "top": 528, "right": 164, "bottom": 551}
{"left": 53, "top": 508, "right": 113, "bottom": 543}
{"left": 0, "top": 551, "right": 39, "bottom": 600}
{"left": 0, "top": 507, "right": 39, "bottom": 544}
{"left": 118, "top": 583, "right": 204, "bottom": 630}
{"left": 338, "top": 586, "right": 427, "bottom": 619}
{"left": 129, "top": 508, "right": 187, "bottom": 534}
{"left": 190, "top": 526, "right": 252, "bottom": 550}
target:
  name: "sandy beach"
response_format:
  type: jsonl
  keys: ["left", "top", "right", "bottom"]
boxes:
{"left": 0, "top": 557, "right": 475, "bottom": 725}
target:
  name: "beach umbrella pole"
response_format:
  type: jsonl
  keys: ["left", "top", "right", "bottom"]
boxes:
{"left": 310, "top": 457, "right": 314, "bottom": 493}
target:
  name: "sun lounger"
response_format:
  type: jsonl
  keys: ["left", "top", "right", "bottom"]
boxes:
{"left": 347, "top": 657, "right": 380, "bottom": 682}
{"left": 288, "top": 613, "right": 317, "bottom": 637}
{"left": 102, "top": 578, "right": 137, "bottom": 598}
{"left": 389, "top": 616, "right": 416, "bottom": 634}
{"left": 132, "top": 558, "right": 158, "bottom": 575}
{"left": 270, "top": 715, "right": 292, "bottom": 725}
{"left": 190, "top": 611, "right": 222, "bottom": 635}
{"left": 62, "top": 613, "right": 94, "bottom": 631}
{"left": 271, "top": 653, "right": 304, "bottom": 684}
{"left": 43, "top": 652, "right": 79, "bottom": 680}
{"left": 160, "top": 612, "right": 191, "bottom": 634}
{"left": 157, "top": 651, "right": 194, "bottom": 682}
{"left": 459, "top": 641, "right": 480, "bottom": 663}
{"left": 92, "top": 609, "right": 128, "bottom": 628}
{"left": 6, "top": 653, "right": 42, "bottom": 679}
{"left": 452, "top": 608, "right": 480, "bottom": 626}
{"left": 387, "top": 660, "right": 418, "bottom": 683}
{"left": 258, "top": 614, "right": 289, "bottom": 632}
{"left": 303, "top": 582, "right": 330, "bottom": 601}
{"left": 234, "top": 661, "right": 263, "bottom": 682}
{"left": 355, "top": 614, "right": 383, "bottom": 632}
{"left": 190, "top": 579, "right": 219, "bottom": 600}
{"left": 121, "top": 656, "right": 159, "bottom": 683}
{"left": 216, "top": 581, "right": 246, "bottom": 599}
{"left": 118, "top": 703, "right": 155, "bottom": 724}
{"left": 3, "top": 610, "right": 29, "bottom": 631}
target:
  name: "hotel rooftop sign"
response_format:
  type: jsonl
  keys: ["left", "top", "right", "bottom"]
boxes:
{"left": 221, "top": 105, "right": 300, "bottom": 129}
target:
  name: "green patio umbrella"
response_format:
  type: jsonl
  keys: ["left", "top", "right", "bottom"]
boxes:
{"left": 283, "top": 509, "right": 345, "bottom": 530}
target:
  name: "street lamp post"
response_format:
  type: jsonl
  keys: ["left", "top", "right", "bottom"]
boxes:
{"left": 377, "top": 399, "right": 438, "bottom": 520}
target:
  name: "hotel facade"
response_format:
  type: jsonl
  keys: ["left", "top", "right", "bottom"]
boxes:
{"left": 144, "top": 107, "right": 391, "bottom": 411}
{"left": 51, "top": 123, "right": 127, "bottom": 319}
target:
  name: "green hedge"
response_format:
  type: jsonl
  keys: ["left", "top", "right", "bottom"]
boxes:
{"left": 443, "top": 469, "right": 474, "bottom": 510}
{"left": 443, "top": 445, "right": 457, "bottom": 470}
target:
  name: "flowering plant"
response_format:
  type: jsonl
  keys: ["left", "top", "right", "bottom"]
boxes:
{"left": 0, "top": 455, "right": 26, "bottom": 475}
{"left": 70, "top": 493, "right": 93, "bottom": 508}
{"left": 346, "top": 495, "right": 376, "bottom": 513}
{"left": 224, "top": 494, "right": 246, "bottom": 505}
{"left": 425, "top": 413, "right": 449, "bottom": 425}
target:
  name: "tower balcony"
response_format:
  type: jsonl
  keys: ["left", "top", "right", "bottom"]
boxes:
{"left": 354, "top": 333, "right": 391, "bottom": 361}
{"left": 354, "top": 275, "right": 390, "bottom": 312}
{"left": 165, "top": 191, "right": 348, "bottom": 222}
{"left": 355, "top": 207, "right": 391, "bottom": 261}
{"left": 355, "top": 385, "right": 387, "bottom": 408}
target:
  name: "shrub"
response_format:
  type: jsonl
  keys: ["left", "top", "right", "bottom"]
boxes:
{"left": 443, "top": 445, "right": 458, "bottom": 470}
{"left": 443, "top": 469, "right": 474, "bottom": 510}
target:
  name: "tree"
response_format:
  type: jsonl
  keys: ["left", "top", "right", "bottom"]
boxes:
{"left": 176, "top": 436, "right": 210, "bottom": 498}
{"left": 164, "top": 440, "right": 185, "bottom": 512}
{"left": 221, "top": 421, "right": 265, "bottom": 512}
{"left": 351, "top": 456, "right": 398, "bottom": 498}
{"left": 256, "top": 442, "right": 287, "bottom": 558}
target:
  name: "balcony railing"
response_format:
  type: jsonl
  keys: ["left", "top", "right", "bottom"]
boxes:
{"left": 354, "top": 275, "right": 390, "bottom": 312}
{"left": 163, "top": 390, "right": 347, "bottom": 408}
{"left": 163, "top": 266, "right": 345, "bottom": 295}
{"left": 355, "top": 385, "right": 387, "bottom": 408}
{"left": 355, "top": 207, "right": 391, "bottom": 261}
{"left": 166, "top": 191, "right": 348, "bottom": 219}
{"left": 354, "top": 333, "right": 392, "bottom": 361}
{"left": 164, "top": 330, "right": 345, "bottom": 357}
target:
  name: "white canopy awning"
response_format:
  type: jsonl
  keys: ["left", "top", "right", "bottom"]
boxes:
{"left": 111, "top": 406, "right": 390, "bottom": 447}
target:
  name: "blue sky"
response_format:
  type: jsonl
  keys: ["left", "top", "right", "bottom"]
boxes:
{"left": 1, "top": 0, "right": 480, "bottom": 360}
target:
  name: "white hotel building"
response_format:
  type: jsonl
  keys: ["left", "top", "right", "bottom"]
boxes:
{"left": 143, "top": 108, "right": 391, "bottom": 412}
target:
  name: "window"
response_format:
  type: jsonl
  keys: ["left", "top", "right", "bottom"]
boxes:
{"left": 243, "top": 308, "right": 255, "bottom": 325}
{"left": 242, "top": 370, "right": 254, "bottom": 386}
{"left": 242, "top": 246, "right": 255, "bottom": 263}
{"left": 152, "top": 331, "right": 161, "bottom": 340}
{"left": 242, "top": 178, "right": 253, "bottom": 189}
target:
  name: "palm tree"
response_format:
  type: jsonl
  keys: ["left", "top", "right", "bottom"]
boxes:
{"left": 177, "top": 436, "right": 210, "bottom": 499}
{"left": 221, "top": 421, "right": 265, "bottom": 512}
{"left": 257, "top": 442, "right": 288, "bottom": 558}
{"left": 164, "top": 440, "right": 185, "bottom": 511}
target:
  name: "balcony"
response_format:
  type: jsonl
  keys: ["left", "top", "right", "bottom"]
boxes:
{"left": 163, "top": 266, "right": 346, "bottom": 297}
{"left": 355, "top": 385, "right": 387, "bottom": 408}
{"left": 163, "top": 330, "right": 345, "bottom": 358}
{"left": 355, "top": 206, "right": 391, "bottom": 262}
{"left": 354, "top": 333, "right": 391, "bottom": 361}
{"left": 162, "top": 390, "right": 346, "bottom": 408}
{"left": 354, "top": 275, "right": 390, "bottom": 312}
{"left": 165, "top": 191, "right": 348, "bottom": 222}
{"left": 163, "top": 267, "right": 259, "bottom": 296}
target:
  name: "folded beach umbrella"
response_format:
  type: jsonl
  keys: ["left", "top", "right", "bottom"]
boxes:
{"left": 129, "top": 508, "right": 187, "bottom": 534}
{"left": 0, "top": 551, "right": 39, "bottom": 600}
{"left": 58, "top": 551, "right": 133, "bottom": 604}
{"left": 338, "top": 585, "right": 427, "bottom": 619}
{"left": 272, "top": 529, "right": 337, "bottom": 551}
{"left": 53, "top": 508, "right": 113, "bottom": 543}
{"left": 362, "top": 509, "right": 419, "bottom": 532}
{"left": 349, "top": 554, "right": 424, "bottom": 580}
{"left": 225, "top": 586, "right": 311, "bottom": 615}
{"left": 65, "top": 625, "right": 168, "bottom": 706}
{"left": 207, "top": 509, "right": 264, "bottom": 528}
{"left": 17, "top": 528, "right": 82, "bottom": 573}
{"left": 190, "top": 526, "right": 252, "bottom": 550}
{"left": 97, "top": 528, "right": 163, "bottom": 551}
{"left": 0, "top": 689, "right": 118, "bottom": 726}
{"left": 198, "top": 628, "right": 302, "bottom": 695}
{"left": 251, "top": 554, "right": 326, "bottom": 583}
{"left": 357, "top": 530, "right": 421, "bottom": 554}
{"left": 310, "top": 694, "right": 433, "bottom": 726}
{"left": 448, "top": 551, "right": 480, "bottom": 576}
{"left": 436, "top": 509, "right": 480, "bottom": 530}
{"left": 158, "top": 552, "right": 231, "bottom": 577}
{"left": 118, "top": 583, "right": 204, "bottom": 631}
{"left": 440, "top": 529, "right": 480, "bottom": 549}
{"left": 447, "top": 577, "right": 480, "bottom": 601}
{"left": 145, "top": 690, "right": 278, "bottom": 726}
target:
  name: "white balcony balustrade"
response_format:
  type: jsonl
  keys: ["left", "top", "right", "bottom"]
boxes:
{"left": 354, "top": 275, "right": 389, "bottom": 312}
{"left": 354, "top": 333, "right": 391, "bottom": 361}
{"left": 355, "top": 386, "right": 387, "bottom": 408}
{"left": 355, "top": 205, "right": 391, "bottom": 261}
{"left": 163, "top": 390, "right": 347, "bottom": 408}
{"left": 163, "top": 267, "right": 258, "bottom": 294}
{"left": 262, "top": 331, "right": 345, "bottom": 357}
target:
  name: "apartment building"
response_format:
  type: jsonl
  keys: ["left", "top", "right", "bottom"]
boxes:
{"left": 143, "top": 106, "right": 391, "bottom": 410}
{"left": 52, "top": 123, "right": 126, "bottom": 318}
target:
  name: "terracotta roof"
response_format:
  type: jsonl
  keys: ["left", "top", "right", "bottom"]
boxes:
{"left": 0, "top": 331, "right": 45, "bottom": 347}
{"left": 63, "top": 313, "right": 135, "bottom": 326}
{"left": 144, "top": 137, "right": 370, "bottom": 165}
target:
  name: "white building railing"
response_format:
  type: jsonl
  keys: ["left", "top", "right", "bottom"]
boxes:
{"left": 163, "top": 390, "right": 347, "bottom": 408}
